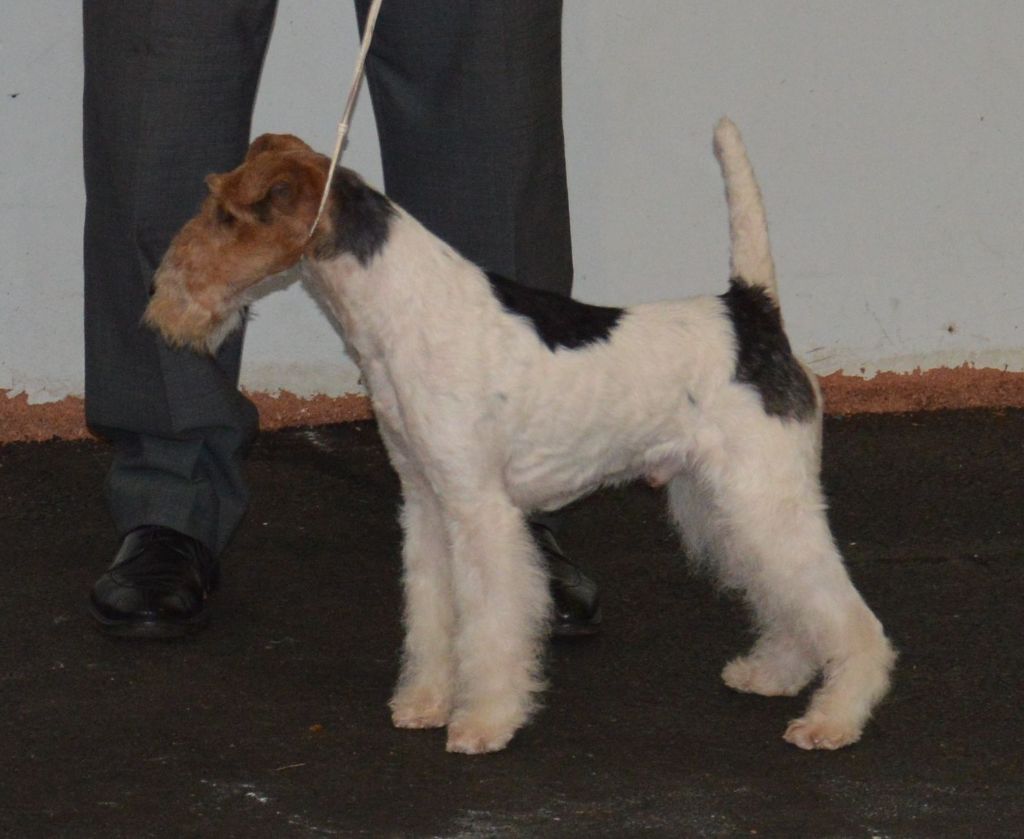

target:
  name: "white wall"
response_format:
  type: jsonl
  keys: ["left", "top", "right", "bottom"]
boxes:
{"left": 3, "top": 1, "right": 1022, "bottom": 405}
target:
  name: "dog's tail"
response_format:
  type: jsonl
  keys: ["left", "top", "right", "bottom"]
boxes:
{"left": 713, "top": 118, "right": 778, "bottom": 303}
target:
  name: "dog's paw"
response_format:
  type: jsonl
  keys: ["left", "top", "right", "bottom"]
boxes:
{"left": 445, "top": 723, "right": 515, "bottom": 755}
{"left": 722, "top": 654, "right": 813, "bottom": 697}
{"left": 389, "top": 688, "right": 451, "bottom": 729}
{"left": 783, "top": 713, "right": 862, "bottom": 751}
{"left": 445, "top": 708, "right": 520, "bottom": 755}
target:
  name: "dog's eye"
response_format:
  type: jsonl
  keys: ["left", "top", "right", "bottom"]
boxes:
{"left": 215, "top": 206, "right": 236, "bottom": 226}
{"left": 269, "top": 181, "right": 292, "bottom": 202}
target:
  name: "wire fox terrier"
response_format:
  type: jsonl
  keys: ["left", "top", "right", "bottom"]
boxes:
{"left": 145, "top": 120, "right": 895, "bottom": 754}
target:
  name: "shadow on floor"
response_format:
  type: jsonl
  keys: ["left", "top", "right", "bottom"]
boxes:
{"left": 1, "top": 410, "right": 1021, "bottom": 837}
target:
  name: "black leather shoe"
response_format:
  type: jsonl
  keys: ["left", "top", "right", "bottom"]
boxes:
{"left": 531, "top": 522, "right": 602, "bottom": 638}
{"left": 89, "top": 526, "right": 219, "bottom": 639}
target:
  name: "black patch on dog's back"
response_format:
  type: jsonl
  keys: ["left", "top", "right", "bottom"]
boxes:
{"left": 486, "top": 271, "right": 624, "bottom": 351}
{"left": 720, "top": 278, "right": 816, "bottom": 421}
{"left": 313, "top": 167, "right": 395, "bottom": 266}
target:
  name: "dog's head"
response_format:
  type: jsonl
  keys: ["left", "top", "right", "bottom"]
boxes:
{"left": 143, "top": 133, "right": 332, "bottom": 353}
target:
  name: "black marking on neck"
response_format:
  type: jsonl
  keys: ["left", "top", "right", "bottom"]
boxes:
{"left": 313, "top": 168, "right": 395, "bottom": 266}
{"left": 720, "top": 278, "right": 816, "bottom": 421}
{"left": 486, "top": 271, "right": 624, "bottom": 352}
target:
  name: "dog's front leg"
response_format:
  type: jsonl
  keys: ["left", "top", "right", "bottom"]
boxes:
{"left": 388, "top": 472, "right": 457, "bottom": 730}
{"left": 443, "top": 491, "right": 551, "bottom": 754}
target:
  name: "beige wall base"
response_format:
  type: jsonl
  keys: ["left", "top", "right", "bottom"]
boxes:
{"left": 817, "top": 365, "right": 1024, "bottom": 414}
{"left": 3, "top": 365, "right": 1023, "bottom": 443}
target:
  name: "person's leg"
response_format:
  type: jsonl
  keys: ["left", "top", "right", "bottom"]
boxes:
{"left": 356, "top": 0, "right": 598, "bottom": 635}
{"left": 355, "top": 0, "right": 572, "bottom": 293}
{"left": 84, "top": 0, "right": 278, "bottom": 554}
{"left": 84, "top": 0, "right": 278, "bottom": 634}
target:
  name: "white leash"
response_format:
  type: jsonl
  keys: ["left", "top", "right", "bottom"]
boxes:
{"left": 308, "top": 0, "right": 384, "bottom": 238}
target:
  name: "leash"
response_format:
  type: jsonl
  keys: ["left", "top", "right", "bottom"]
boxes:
{"left": 308, "top": 0, "right": 384, "bottom": 238}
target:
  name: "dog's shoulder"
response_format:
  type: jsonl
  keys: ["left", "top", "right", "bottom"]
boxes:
{"left": 484, "top": 271, "right": 624, "bottom": 352}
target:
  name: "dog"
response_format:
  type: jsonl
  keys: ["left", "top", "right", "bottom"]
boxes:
{"left": 145, "top": 119, "right": 895, "bottom": 754}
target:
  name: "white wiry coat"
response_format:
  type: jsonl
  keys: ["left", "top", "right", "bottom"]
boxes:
{"left": 147, "top": 120, "right": 894, "bottom": 755}
{"left": 303, "top": 121, "right": 893, "bottom": 754}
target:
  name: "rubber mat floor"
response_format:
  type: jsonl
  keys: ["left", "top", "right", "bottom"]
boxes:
{"left": 1, "top": 410, "right": 1021, "bottom": 837}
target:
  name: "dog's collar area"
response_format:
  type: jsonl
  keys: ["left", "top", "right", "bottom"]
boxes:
{"left": 310, "top": 171, "right": 396, "bottom": 267}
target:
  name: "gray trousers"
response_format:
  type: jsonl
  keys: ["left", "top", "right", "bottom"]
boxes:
{"left": 83, "top": 1, "right": 572, "bottom": 554}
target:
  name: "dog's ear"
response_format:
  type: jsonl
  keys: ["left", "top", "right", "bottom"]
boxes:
{"left": 245, "top": 133, "right": 314, "bottom": 160}
{"left": 213, "top": 152, "right": 329, "bottom": 227}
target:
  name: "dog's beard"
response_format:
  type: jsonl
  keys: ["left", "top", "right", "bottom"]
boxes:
{"left": 144, "top": 281, "right": 252, "bottom": 356}
{"left": 203, "top": 304, "right": 248, "bottom": 354}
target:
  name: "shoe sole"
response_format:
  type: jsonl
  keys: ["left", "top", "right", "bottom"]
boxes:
{"left": 89, "top": 606, "right": 210, "bottom": 640}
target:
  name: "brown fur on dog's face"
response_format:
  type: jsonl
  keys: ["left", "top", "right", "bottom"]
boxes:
{"left": 144, "top": 134, "right": 330, "bottom": 353}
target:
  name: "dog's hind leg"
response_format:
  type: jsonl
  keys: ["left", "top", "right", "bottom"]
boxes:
{"left": 441, "top": 490, "right": 551, "bottom": 754}
{"left": 671, "top": 422, "right": 895, "bottom": 749}
{"left": 669, "top": 472, "right": 818, "bottom": 697}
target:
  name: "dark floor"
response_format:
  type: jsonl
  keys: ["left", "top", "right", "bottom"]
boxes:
{"left": 1, "top": 410, "right": 1022, "bottom": 838}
